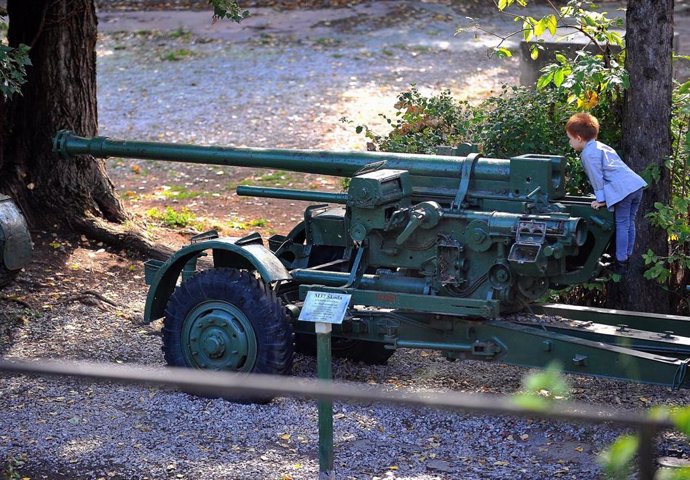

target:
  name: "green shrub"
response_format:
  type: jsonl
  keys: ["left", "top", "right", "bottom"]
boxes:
{"left": 354, "top": 85, "right": 606, "bottom": 196}
{"left": 356, "top": 86, "right": 476, "bottom": 155}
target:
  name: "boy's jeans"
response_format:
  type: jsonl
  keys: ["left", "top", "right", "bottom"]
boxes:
{"left": 614, "top": 188, "right": 643, "bottom": 262}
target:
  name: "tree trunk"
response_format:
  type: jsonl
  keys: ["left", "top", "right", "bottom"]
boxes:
{"left": 0, "top": 0, "right": 126, "bottom": 229}
{"left": 608, "top": 0, "right": 674, "bottom": 312}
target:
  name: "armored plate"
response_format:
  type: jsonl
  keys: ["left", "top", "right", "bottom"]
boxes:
{"left": 0, "top": 194, "right": 32, "bottom": 270}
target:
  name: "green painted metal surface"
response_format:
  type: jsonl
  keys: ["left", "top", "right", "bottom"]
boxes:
{"left": 181, "top": 300, "right": 258, "bottom": 371}
{"left": 53, "top": 131, "right": 690, "bottom": 390}
{"left": 143, "top": 237, "right": 290, "bottom": 323}
{"left": 533, "top": 303, "right": 690, "bottom": 337}
{"left": 317, "top": 331, "right": 334, "bottom": 477}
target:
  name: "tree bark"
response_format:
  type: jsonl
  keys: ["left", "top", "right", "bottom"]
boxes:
{"left": 1, "top": 0, "right": 126, "bottom": 229}
{"left": 0, "top": 1, "right": 171, "bottom": 259}
{"left": 608, "top": 0, "right": 674, "bottom": 312}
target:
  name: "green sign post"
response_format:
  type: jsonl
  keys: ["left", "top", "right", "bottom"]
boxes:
{"left": 298, "top": 291, "right": 351, "bottom": 479}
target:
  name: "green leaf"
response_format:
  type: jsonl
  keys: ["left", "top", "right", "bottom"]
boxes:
{"left": 513, "top": 393, "right": 549, "bottom": 411}
{"left": 546, "top": 15, "right": 558, "bottom": 35}
{"left": 494, "top": 47, "right": 513, "bottom": 59}
{"left": 555, "top": 53, "right": 567, "bottom": 64}
{"left": 534, "top": 18, "right": 547, "bottom": 37}
{"left": 530, "top": 45, "right": 539, "bottom": 60}
{"left": 209, "top": 0, "right": 250, "bottom": 23}
{"left": 498, "top": 0, "right": 509, "bottom": 11}
{"left": 599, "top": 435, "right": 639, "bottom": 476}
{"left": 536, "top": 71, "right": 554, "bottom": 90}
{"left": 679, "top": 81, "right": 690, "bottom": 95}
{"left": 671, "top": 407, "right": 690, "bottom": 436}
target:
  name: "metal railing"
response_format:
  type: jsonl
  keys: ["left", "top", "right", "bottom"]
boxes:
{"left": 0, "top": 358, "right": 677, "bottom": 479}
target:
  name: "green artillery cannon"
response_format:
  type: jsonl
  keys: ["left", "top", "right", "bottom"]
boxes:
{"left": 0, "top": 194, "right": 32, "bottom": 289}
{"left": 54, "top": 131, "right": 690, "bottom": 391}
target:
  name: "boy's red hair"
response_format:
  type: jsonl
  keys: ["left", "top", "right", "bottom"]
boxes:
{"left": 566, "top": 112, "right": 600, "bottom": 141}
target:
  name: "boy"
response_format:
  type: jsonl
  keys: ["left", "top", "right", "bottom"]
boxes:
{"left": 565, "top": 112, "right": 647, "bottom": 274}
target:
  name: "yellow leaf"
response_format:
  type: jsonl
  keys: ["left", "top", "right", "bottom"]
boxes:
{"left": 575, "top": 446, "right": 584, "bottom": 452}
{"left": 389, "top": 466, "right": 399, "bottom": 470}
{"left": 581, "top": 90, "right": 599, "bottom": 110}
{"left": 280, "top": 433, "right": 291, "bottom": 441}
{"left": 494, "top": 461, "right": 509, "bottom": 466}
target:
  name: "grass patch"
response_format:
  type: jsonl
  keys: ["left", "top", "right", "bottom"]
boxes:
{"left": 225, "top": 218, "right": 270, "bottom": 231}
{"left": 249, "top": 218, "right": 269, "bottom": 227}
{"left": 169, "top": 27, "right": 193, "bottom": 41}
{"left": 237, "top": 171, "right": 298, "bottom": 188}
{"left": 146, "top": 206, "right": 197, "bottom": 228}
{"left": 313, "top": 37, "right": 342, "bottom": 47}
{"left": 160, "top": 49, "right": 193, "bottom": 62}
{"left": 159, "top": 185, "right": 202, "bottom": 200}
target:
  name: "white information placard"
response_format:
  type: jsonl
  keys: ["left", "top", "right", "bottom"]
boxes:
{"left": 298, "top": 291, "right": 351, "bottom": 324}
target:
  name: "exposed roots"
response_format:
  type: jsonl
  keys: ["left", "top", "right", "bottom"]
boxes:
{"left": 62, "top": 290, "right": 118, "bottom": 308}
{"left": 73, "top": 215, "right": 175, "bottom": 261}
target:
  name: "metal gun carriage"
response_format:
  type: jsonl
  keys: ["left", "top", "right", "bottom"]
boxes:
{"left": 53, "top": 131, "right": 690, "bottom": 392}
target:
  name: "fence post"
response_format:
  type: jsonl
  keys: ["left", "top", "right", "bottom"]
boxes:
{"left": 638, "top": 424, "right": 657, "bottom": 480}
{"left": 316, "top": 322, "right": 334, "bottom": 479}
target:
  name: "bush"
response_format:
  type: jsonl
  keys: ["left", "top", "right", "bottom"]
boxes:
{"left": 355, "top": 84, "right": 617, "bottom": 196}
{"left": 357, "top": 86, "right": 476, "bottom": 155}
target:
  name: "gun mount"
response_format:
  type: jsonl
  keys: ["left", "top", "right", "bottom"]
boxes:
{"left": 53, "top": 131, "right": 690, "bottom": 394}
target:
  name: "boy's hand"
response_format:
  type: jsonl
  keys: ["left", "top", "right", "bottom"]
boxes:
{"left": 590, "top": 200, "right": 606, "bottom": 210}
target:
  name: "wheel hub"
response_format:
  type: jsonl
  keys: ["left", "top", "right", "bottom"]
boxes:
{"left": 182, "top": 301, "right": 258, "bottom": 371}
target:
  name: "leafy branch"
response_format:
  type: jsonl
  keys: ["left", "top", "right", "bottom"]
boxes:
{"left": 0, "top": 16, "right": 31, "bottom": 100}
{"left": 208, "top": 0, "right": 250, "bottom": 23}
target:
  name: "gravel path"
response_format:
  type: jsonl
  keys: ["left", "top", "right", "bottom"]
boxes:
{"left": 3, "top": 2, "right": 690, "bottom": 479}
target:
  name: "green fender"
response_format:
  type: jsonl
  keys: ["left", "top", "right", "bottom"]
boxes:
{"left": 144, "top": 239, "right": 290, "bottom": 323}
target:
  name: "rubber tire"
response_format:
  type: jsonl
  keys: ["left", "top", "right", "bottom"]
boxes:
{"left": 295, "top": 334, "right": 395, "bottom": 366}
{"left": 163, "top": 268, "right": 294, "bottom": 402}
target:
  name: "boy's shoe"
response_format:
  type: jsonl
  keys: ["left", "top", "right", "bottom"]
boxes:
{"left": 611, "top": 260, "right": 629, "bottom": 275}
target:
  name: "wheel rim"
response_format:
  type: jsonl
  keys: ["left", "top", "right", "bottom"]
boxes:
{"left": 181, "top": 301, "right": 258, "bottom": 371}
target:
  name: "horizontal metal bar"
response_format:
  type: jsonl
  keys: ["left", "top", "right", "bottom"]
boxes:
{"left": 532, "top": 303, "right": 690, "bottom": 337}
{"left": 515, "top": 319, "right": 690, "bottom": 359}
{"left": 236, "top": 185, "right": 348, "bottom": 204}
{"left": 291, "top": 270, "right": 428, "bottom": 295}
{"left": 0, "top": 357, "right": 672, "bottom": 430}
{"left": 484, "top": 321, "right": 690, "bottom": 388}
{"left": 298, "top": 285, "right": 499, "bottom": 318}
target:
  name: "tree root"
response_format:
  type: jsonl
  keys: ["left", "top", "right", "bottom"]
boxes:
{"left": 0, "top": 295, "right": 34, "bottom": 310}
{"left": 62, "top": 290, "right": 118, "bottom": 308}
{"left": 74, "top": 215, "right": 175, "bottom": 261}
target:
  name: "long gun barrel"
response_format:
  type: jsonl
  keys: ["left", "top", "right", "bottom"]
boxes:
{"left": 53, "top": 131, "right": 566, "bottom": 203}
